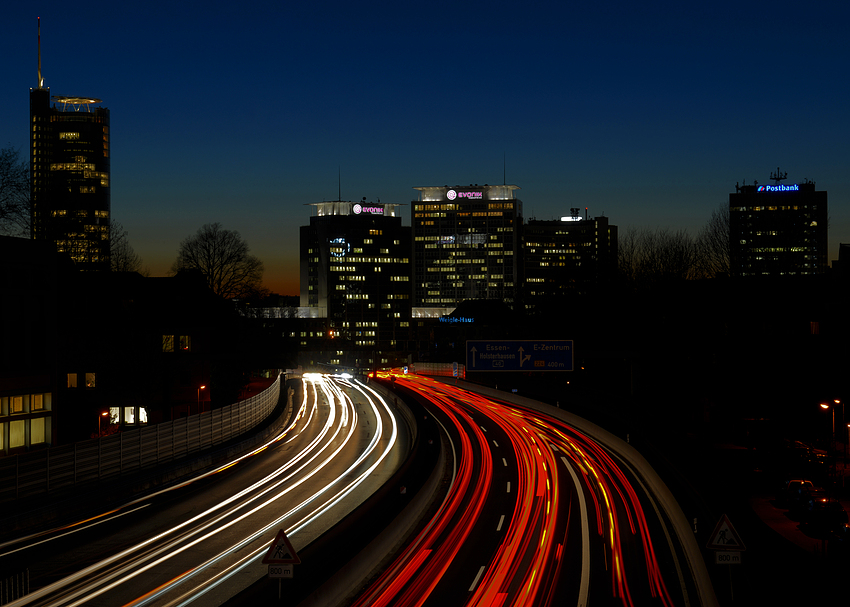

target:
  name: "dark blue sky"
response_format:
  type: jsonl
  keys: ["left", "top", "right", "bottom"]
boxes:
{"left": 4, "top": 1, "right": 848, "bottom": 295}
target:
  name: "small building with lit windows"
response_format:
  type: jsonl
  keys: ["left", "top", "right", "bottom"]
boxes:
{"left": 521, "top": 213, "right": 618, "bottom": 315}
{"left": 299, "top": 200, "right": 412, "bottom": 370}
{"left": 729, "top": 174, "right": 827, "bottom": 277}
{"left": 30, "top": 83, "right": 110, "bottom": 270}
{"left": 412, "top": 184, "right": 522, "bottom": 310}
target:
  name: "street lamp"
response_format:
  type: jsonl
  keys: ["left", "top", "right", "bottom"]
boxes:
{"left": 197, "top": 385, "right": 206, "bottom": 413}
{"left": 97, "top": 410, "right": 108, "bottom": 435}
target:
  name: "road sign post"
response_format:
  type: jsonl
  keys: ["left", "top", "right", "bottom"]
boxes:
{"left": 466, "top": 340, "right": 573, "bottom": 372}
{"left": 263, "top": 529, "right": 301, "bottom": 598}
{"left": 706, "top": 514, "right": 746, "bottom": 601}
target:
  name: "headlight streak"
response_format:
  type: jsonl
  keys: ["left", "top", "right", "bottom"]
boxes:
{"left": 129, "top": 376, "right": 400, "bottom": 607}
{"left": 6, "top": 374, "right": 397, "bottom": 607}
{"left": 353, "top": 374, "right": 680, "bottom": 607}
{"left": 7, "top": 377, "right": 351, "bottom": 607}
{"left": 0, "top": 386, "right": 310, "bottom": 559}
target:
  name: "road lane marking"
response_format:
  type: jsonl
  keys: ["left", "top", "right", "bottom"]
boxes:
{"left": 497, "top": 514, "right": 505, "bottom": 531}
{"left": 493, "top": 440, "right": 499, "bottom": 448}
{"left": 502, "top": 458, "right": 508, "bottom": 467}
{"left": 507, "top": 482, "right": 511, "bottom": 493}
{"left": 562, "top": 455, "right": 590, "bottom": 606}
{"left": 469, "top": 565, "right": 486, "bottom": 591}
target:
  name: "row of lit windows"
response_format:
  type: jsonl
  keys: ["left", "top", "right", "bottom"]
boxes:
{"left": 50, "top": 209, "right": 109, "bottom": 219}
{"left": 414, "top": 204, "right": 460, "bottom": 211}
{"left": 457, "top": 212, "right": 505, "bottom": 217}
{"left": 744, "top": 247, "right": 809, "bottom": 253}
{"left": 1, "top": 393, "right": 51, "bottom": 415}
{"left": 67, "top": 373, "right": 96, "bottom": 388}
{"left": 162, "top": 335, "right": 192, "bottom": 352}
{"left": 51, "top": 162, "right": 95, "bottom": 172}
{"left": 731, "top": 205, "right": 811, "bottom": 212}
{"left": 1, "top": 418, "right": 50, "bottom": 452}
{"left": 329, "top": 257, "right": 410, "bottom": 265}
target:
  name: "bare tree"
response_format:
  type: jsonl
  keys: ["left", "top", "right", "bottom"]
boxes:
{"left": 171, "top": 222, "right": 265, "bottom": 299}
{"left": 618, "top": 226, "right": 699, "bottom": 286}
{"left": 0, "top": 146, "right": 31, "bottom": 238}
{"left": 696, "top": 202, "right": 730, "bottom": 278}
{"left": 110, "top": 220, "right": 145, "bottom": 273}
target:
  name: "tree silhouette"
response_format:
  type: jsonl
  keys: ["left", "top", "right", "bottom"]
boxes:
{"left": 0, "top": 146, "right": 30, "bottom": 238}
{"left": 696, "top": 202, "right": 730, "bottom": 278}
{"left": 171, "top": 222, "right": 265, "bottom": 299}
{"left": 110, "top": 220, "right": 145, "bottom": 273}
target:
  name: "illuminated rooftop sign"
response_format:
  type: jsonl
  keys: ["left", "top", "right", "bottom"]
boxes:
{"left": 757, "top": 184, "right": 799, "bottom": 192}
{"left": 447, "top": 189, "right": 483, "bottom": 201}
{"left": 353, "top": 203, "right": 384, "bottom": 215}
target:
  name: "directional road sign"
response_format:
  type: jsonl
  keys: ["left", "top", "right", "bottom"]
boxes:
{"left": 466, "top": 340, "right": 573, "bottom": 372}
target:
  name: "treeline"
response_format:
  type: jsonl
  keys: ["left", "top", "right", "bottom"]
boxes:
{"left": 617, "top": 204, "right": 729, "bottom": 288}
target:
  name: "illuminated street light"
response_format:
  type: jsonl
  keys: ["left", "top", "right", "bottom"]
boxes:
{"left": 97, "top": 410, "right": 108, "bottom": 435}
{"left": 197, "top": 385, "right": 206, "bottom": 413}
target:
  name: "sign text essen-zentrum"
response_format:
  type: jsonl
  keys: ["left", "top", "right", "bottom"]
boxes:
{"left": 466, "top": 340, "right": 573, "bottom": 372}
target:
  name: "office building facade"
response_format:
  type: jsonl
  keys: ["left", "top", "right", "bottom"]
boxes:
{"left": 521, "top": 214, "right": 618, "bottom": 314}
{"left": 729, "top": 176, "right": 827, "bottom": 277}
{"left": 412, "top": 184, "right": 522, "bottom": 310}
{"left": 30, "top": 78, "right": 110, "bottom": 271}
{"left": 300, "top": 201, "right": 411, "bottom": 369}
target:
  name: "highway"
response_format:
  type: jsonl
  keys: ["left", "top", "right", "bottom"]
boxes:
{"left": 351, "top": 372, "right": 709, "bottom": 607}
{"left": 0, "top": 374, "right": 410, "bottom": 607}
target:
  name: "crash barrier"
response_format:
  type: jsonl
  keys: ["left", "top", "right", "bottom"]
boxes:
{"left": 0, "top": 374, "right": 282, "bottom": 503}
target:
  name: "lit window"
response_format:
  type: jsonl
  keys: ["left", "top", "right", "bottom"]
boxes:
{"left": 86, "top": 373, "right": 96, "bottom": 388}
{"left": 32, "top": 394, "right": 44, "bottom": 410}
{"left": 10, "top": 420, "right": 25, "bottom": 449}
{"left": 11, "top": 396, "right": 23, "bottom": 414}
{"left": 162, "top": 335, "right": 174, "bottom": 352}
{"left": 179, "top": 336, "right": 191, "bottom": 351}
{"left": 67, "top": 373, "right": 78, "bottom": 388}
{"left": 31, "top": 418, "right": 46, "bottom": 444}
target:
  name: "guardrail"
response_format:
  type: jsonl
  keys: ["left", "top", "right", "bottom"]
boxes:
{"left": 0, "top": 374, "right": 282, "bottom": 503}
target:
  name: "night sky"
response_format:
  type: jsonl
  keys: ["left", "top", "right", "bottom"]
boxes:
{"left": 3, "top": 1, "right": 849, "bottom": 295}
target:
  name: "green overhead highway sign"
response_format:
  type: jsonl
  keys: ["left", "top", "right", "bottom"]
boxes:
{"left": 466, "top": 340, "right": 573, "bottom": 372}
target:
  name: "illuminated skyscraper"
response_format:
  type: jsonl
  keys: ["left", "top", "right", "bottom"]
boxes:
{"left": 412, "top": 184, "right": 522, "bottom": 310}
{"left": 729, "top": 171, "right": 827, "bottom": 277}
{"left": 30, "top": 20, "right": 110, "bottom": 271}
{"left": 299, "top": 200, "right": 411, "bottom": 368}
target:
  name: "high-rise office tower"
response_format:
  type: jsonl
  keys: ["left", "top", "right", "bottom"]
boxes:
{"left": 300, "top": 200, "right": 411, "bottom": 368}
{"left": 521, "top": 213, "right": 618, "bottom": 314}
{"left": 412, "top": 184, "right": 522, "bottom": 310}
{"left": 729, "top": 170, "right": 827, "bottom": 277}
{"left": 30, "top": 20, "right": 110, "bottom": 271}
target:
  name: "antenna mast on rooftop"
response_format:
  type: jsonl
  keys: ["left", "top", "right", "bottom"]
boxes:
{"left": 37, "top": 17, "right": 44, "bottom": 88}
{"left": 770, "top": 167, "right": 788, "bottom": 184}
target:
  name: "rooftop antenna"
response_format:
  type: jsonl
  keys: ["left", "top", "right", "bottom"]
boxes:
{"left": 37, "top": 17, "right": 43, "bottom": 88}
{"left": 770, "top": 167, "right": 788, "bottom": 184}
{"left": 503, "top": 152, "right": 506, "bottom": 185}
{"left": 338, "top": 166, "right": 341, "bottom": 202}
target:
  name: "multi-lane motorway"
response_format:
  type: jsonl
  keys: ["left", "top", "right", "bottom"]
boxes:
{"left": 0, "top": 374, "right": 409, "bottom": 607}
{"left": 1, "top": 371, "right": 715, "bottom": 606}
{"left": 350, "top": 372, "right": 714, "bottom": 607}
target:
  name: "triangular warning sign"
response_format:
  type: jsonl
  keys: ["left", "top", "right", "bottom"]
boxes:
{"left": 706, "top": 514, "right": 746, "bottom": 551}
{"left": 262, "top": 529, "right": 301, "bottom": 564}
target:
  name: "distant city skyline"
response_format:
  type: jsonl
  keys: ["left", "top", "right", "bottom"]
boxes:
{"left": 4, "top": 2, "right": 849, "bottom": 295}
